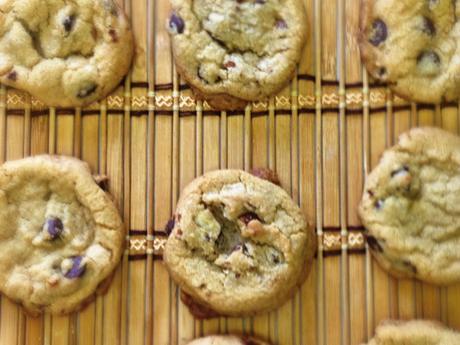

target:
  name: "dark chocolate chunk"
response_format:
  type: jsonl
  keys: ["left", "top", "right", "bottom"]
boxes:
{"left": 391, "top": 165, "right": 409, "bottom": 177}
{"left": 169, "top": 13, "right": 185, "bottom": 34}
{"left": 64, "top": 256, "right": 86, "bottom": 279}
{"left": 77, "top": 83, "right": 98, "bottom": 98}
{"left": 276, "top": 19, "right": 288, "bottom": 29}
{"left": 165, "top": 218, "right": 175, "bottom": 235}
{"left": 45, "top": 217, "right": 64, "bottom": 239}
{"left": 377, "top": 67, "right": 387, "bottom": 78}
{"left": 239, "top": 212, "right": 260, "bottom": 225}
{"left": 369, "top": 19, "right": 387, "bottom": 46}
{"left": 374, "top": 199, "right": 384, "bottom": 209}
{"left": 366, "top": 235, "right": 383, "bottom": 253}
{"left": 108, "top": 28, "right": 118, "bottom": 42}
{"left": 421, "top": 16, "right": 435, "bottom": 35}
{"left": 7, "top": 71, "right": 17, "bottom": 81}
{"left": 63, "top": 15, "right": 76, "bottom": 32}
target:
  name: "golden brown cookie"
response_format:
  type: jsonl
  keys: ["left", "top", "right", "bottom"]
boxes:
{"left": 167, "top": 0, "right": 307, "bottom": 109}
{"left": 164, "top": 169, "right": 315, "bottom": 317}
{"left": 0, "top": 155, "right": 124, "bottom": 315}
{"left": 0, "top": 0, "right": 134, "bottom": 107}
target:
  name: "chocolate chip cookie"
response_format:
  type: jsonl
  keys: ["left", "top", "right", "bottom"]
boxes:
{"left": 359, "top": 0, "right": 460, "bottom": 103}
{"left": 0, "top": 155, "right": 124, "bottom": 315}
{"left": 188, "top": 335, "right": 270, "bottom": 345}
{"left": 164, "top": 170, "right": 315, "bottom": 317}
{"left": 0, "top": 0, "right": 133, "bottom": 107}
{"left": 359, "top": 127, "right": 460, "bottom": 285}
{"left": 167, "top": 0, "right": 307, "bottom": 109}
{"left": 364, "top": 320, "right": 460, "bottom": 345}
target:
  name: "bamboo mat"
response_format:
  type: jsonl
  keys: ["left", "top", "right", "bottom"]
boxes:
{"left": 1, "top": 0, "right": 460, "bottom": 344}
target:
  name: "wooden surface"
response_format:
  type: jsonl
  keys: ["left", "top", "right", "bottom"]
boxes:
{"left": 1, "top": 0, "right": 460, "bottom": 344}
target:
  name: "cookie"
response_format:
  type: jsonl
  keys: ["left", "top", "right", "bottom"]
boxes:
{"left": 187, "top": 335, "right": 270, "bottom": 345}
{"left": 164, "top": 169, "right": 315, "bottom": 317}
{"left": 364, "top": 320, "right": 460, "bottom": 345}
{"left": 167, "top": 0, "right": 307, "bottom": 110}
{"left": 0, "top": 155, "right": 124, "bottom": 315}
{"left": 359, "top": 0, "right": 460, "bottom": 103}
{"left": 0, "top": 0, "right": 133, "bottom": 107}
{"left": 359, "top": 127, "right": 460, "bottom": 285}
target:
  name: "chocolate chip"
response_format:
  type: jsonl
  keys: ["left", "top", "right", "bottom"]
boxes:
{"left": 7, "top": 71, "right": 17, "bottom": 81}
{"left": 374, "top": 199, "right": 384, "bottom": 209}
{"left": 276, "top": 19, "right": 288, "bottom": 29}
{"left": 391, "top": 165, "right": 409, "bottom": 177}
{"left": 169, "top": 13, "right": 185, "bottom": 34}
{"left": 165, "top": 218, "right": 175, "bottom": 235}
{"left": 421, "top": 16, "right": 435, "bottom": 35}
{"left": 77, "top": 83, "right": 98, "bottom": 98}
{"left": 377, "top": 67, "right": 387, "bottom": 78}
{"left": 369, "top": 19, "right": 387, "bottom": 46}
{"left": 64, "top": 256, "right": 86, "bottom": 279}
{"left": 108, "top": 28, "right": 118, "bottom": 42}
{"left": 224, "top": 61, "right": 236, "bottom": 68}
{"left": 93, "top": 174, "right": 109, "bottom": 190}
{"left": 239, "top": 212, "right": 259, "bottom": 225}
{"left": 63, "top": 15, "right": 76, "bottom": 32}
{"left": 366, "top": 235, "right": 383, "bottom": 253}
{"left": 367, "top": 190, "right": 374, "bottom": 197}
{"left": 44, "top": 217, "right": 63, "bottom": 239}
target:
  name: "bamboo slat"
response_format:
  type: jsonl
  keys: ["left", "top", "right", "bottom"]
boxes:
{"left": 1, "top": 0, "right": 460, "bottom": 344}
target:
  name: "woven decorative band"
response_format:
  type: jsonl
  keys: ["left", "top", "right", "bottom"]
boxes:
{"left": 127, "top": 229, "right": 365, "bottom": 260}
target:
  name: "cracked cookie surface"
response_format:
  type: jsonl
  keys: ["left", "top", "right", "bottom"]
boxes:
{"left": 364, "top": 320, "right": 460, "bottom": 345}
{"left": 187, "top": 335, "right": 270, "bottom": 345}
{"left": 167, "top": 0, "right": 307, "bottom": 109}
{"left": 0, "top": 0, "right": 133, "bottom": 107}
{"left": 359, "top": 0, "right": 460, "bottom": 103}
{"left": 0, "top": 155, "right": 124, "bottom": 315}
{"left": 359, "top": 127, "right": 460, "bottom": 285}
{"left": 164, "top": 170, "right": 315, "bottom": 316}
